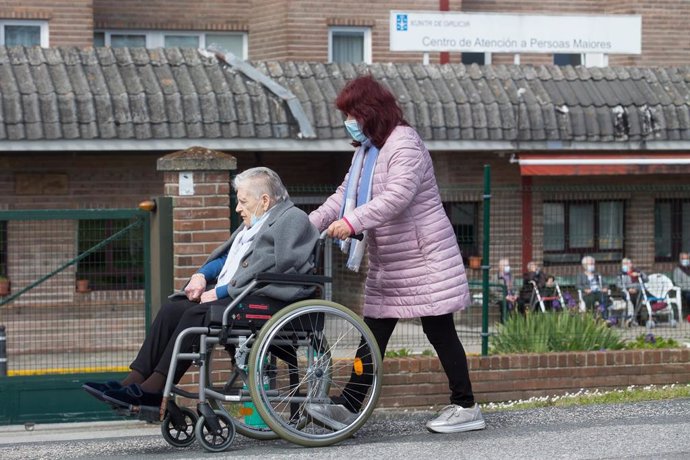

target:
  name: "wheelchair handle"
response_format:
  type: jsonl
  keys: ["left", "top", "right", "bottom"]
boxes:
{"left": 318, "top": 230, "right": 364, "bottom": 241}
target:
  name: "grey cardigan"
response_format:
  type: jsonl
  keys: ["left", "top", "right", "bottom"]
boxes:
{"left": 172, "top": 199, "right": 319, "bottom": 302}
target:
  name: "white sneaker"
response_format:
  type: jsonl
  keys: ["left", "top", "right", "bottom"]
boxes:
{"left": 305, "top": 403, "right": 358, "bottom": 431}
{"left": 426, "top": 403, "right": 486, "bottom": 434}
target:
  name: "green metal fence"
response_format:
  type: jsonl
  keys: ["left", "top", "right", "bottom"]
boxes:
{"left": 293, "top": 176, "right": 690, "bottom": 356}
{"left": 0, "top": 209, "right": 150, "bottom": 424}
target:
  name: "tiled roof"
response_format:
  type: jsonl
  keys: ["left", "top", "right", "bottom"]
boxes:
{"left": 1, "top": 46, "right": 689, "bottom": 145}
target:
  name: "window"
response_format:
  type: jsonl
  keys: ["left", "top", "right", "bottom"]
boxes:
{"left": 543, "top": 200, "right": 624, "bottom": 265}
{"left": 329, "top": 27, "right": 371, "bottom": 64}
{"left": 461, "top": 52, "right": 491, "bottom": 65}
{"left": 77, "top": 219, "right": 144, "bottom": 290}
{"left": 445, "top": 202, "right": 479, "bottom": 258}
{"left": 654, "top": 200, "right": 690, "bottom": 261}
{"left": 554, "top": 53, "right": 582, "bottom": 66}
{"left": 0, "top": 20, "right": 48, "bottom": 47}
{"left": 94, "top": 30, "right": 248, "bottom": 59}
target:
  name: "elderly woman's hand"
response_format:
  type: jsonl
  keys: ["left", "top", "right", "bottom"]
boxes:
{"left": 200, "top": 289, "right": 218, "bottom": 304}
{"left": 327, "top": 219, "right": 353, "bottom": 240}
{"left": 185, "top": 273, "right": 206, "bottom": 301}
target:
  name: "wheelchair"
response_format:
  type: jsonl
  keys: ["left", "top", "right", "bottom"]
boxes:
{"left": 121, "top": 232, "right": 383, "bottom": 452}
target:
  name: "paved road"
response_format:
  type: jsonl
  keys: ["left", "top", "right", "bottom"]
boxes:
{"left": 1, "top": 399, "right": 689, "bottom": 459}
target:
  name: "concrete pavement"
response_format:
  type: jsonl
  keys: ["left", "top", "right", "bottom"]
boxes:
{"left": 1, "top": 399, "right": 689, "bottom": 459}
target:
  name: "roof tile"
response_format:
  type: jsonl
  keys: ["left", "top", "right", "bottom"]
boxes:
{"left": 1, "top": 46, "right": 689, "bottom": 145}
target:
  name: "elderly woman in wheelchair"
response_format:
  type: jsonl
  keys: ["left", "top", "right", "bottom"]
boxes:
{"left": 82, "top": 167, "right": 383, "bottom": 451}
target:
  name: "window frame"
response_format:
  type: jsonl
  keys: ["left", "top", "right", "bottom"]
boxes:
{"left": 543, "top": 200, "right": 625, "bottom": 265}
{"left": 461, "top": 52, "right": 492, "bottom": 65}
{"left": 328, "top": 26, "right": 372, "bottom": 64}
{"left": 553, "top": 53, "right": 583, "bottom": 66}
{"left": 0, "top": 20, "right": 49, "bottom": 47}
{"left": 94, "top": 30, "right": 248, "bottom": 59}
{"left": 654, "top": 199, "right": 690, "bottom": 262}
{"left": 443, "top": 201, "right": 480, "bottom": 258}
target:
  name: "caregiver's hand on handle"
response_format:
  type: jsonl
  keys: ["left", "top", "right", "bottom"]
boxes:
{"left": 327, "top": 219, "right": 353, "bottom": 240}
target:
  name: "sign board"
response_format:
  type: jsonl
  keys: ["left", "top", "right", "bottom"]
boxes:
{"left": 390, "top": 11, "right": 641, "bottom": 54}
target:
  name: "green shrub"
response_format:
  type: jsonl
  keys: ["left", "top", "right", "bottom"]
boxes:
{"left": 385, "top": 348, "right": 412, "bottom": 358}
{"left": 623, "top": 333, "right": 680, "bottom": 350}
{"left": 490, "top": 312, "right": 625, "bottom": 354}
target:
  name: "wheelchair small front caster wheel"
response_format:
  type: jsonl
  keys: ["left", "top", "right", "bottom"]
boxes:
{"left": 195, "top": 410, "right": 236, "bottom": 452}
{"left": 161, "top": 407, "right": 197, "bottom": 448}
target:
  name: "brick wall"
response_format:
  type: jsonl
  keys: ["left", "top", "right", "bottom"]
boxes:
{"left": 377, "top": 348, "right": 690, "bottom": 408}
{"left": 0, "top": 0, "right": 93, "bottom": 46}
{"left": 163, "top": 170, "right": 232, "bottom": 289}
{"left": 0, "top": 152, "right": 163, "bottom": 210}
{"left": 248, "top": 0, "right": 464, "bottom": 63}
{"left": 6, "top": 1, "right": 687, "bottom": 66}
{"left": 176, "top": 348, "right": 690, "bottom": 409}
{"left": 93, "top": 0, "right": 249, "bottom": 31}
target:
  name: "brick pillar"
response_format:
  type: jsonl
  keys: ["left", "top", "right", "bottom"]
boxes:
{"left": 157, "top": 146, "right": 237, "bottom": 290}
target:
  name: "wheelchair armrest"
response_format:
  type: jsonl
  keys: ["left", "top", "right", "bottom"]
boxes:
{"left": 254, "top": 272, "right": 332, "bottom": 285}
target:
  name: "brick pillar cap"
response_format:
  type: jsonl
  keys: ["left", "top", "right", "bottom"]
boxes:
{"left": 157, "top": 146, "right": 237, "bottom": 171}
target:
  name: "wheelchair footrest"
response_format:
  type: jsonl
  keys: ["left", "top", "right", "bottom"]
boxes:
{"left": 137, "top": 405, "right": 163, "bottom": 423}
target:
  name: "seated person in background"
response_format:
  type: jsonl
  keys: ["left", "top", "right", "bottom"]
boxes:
{"left": 576, "top": 255, "right": 610, "bottom": 318}
{"left": 518, "top": 261, "right": 547, "bottom": 313}
{"left": 497, "top": 258, "right": 518, "bottom": 318}
{"left": 616, "top": 257, "right": 647, "bottom": 321}
{"left": 672, "top": 252, "right": 690, "bottom": 316}
{"left": 82, "top": 167, "right": 319, "bottom": 408}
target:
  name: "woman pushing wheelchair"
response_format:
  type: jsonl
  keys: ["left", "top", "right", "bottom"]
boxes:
{"left": 82, "top": 167, "right": 319, "bottom": 408}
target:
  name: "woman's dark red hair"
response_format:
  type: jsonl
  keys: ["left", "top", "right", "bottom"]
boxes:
{"left": 335, "top": 76, "right": 407, "bottom": 149}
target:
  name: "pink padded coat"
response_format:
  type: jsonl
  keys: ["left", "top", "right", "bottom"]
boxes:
{"left": 309, "top": 125, "right": 471, "bottom": 319}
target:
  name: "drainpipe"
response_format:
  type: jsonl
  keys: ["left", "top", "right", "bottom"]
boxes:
{"left": 440, "top": 0, "right": 450, "bottom": 64}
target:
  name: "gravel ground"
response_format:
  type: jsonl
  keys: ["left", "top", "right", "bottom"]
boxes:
{"left": 1, "top": 399, "right": 689, "bottom": 459}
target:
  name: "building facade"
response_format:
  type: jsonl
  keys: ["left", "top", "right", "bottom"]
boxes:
{"left": 2, "top": 1, "right": 689, "bottom": 66}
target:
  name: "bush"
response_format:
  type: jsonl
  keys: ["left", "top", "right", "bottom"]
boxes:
{"left": 623, "top": 333, "right": 680, "bottom": 350}
{"left": 490, "top": 311, "right": 625, "bottom": 354}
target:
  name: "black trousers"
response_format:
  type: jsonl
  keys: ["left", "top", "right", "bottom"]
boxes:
{"left": 129, "top": 298, "right": 224, "bottom": 384}
{"left": 339, "top": 313, "right": 476, "bottom": 411}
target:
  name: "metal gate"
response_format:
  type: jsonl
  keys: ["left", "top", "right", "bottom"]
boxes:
{"left": 0, "top": 209, "right": 151, "bottom": 424}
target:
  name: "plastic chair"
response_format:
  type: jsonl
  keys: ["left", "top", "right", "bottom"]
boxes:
{"left": 637, "top": 273, "right": 682, "bottom": 328}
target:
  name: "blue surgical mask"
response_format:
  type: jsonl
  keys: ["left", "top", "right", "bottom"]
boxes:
{"left": 621, "top": 265, "right": 629, "bottom": 273}
{"left": 344, "top": 119, "right": 367, "bottom": 142}
{"left": 682, "top": 259, "right": 689, "bottom": 267}
{"left": 249, "top": 202, "right": 266, "bottom": 227}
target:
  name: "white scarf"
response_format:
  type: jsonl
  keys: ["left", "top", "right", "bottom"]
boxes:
{"left": 217, "top": 211, "right": 270, "bottom": 286}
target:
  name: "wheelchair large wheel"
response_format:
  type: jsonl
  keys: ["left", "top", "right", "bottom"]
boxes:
{"left": 205, "top": 346, "right": 279, "bottom": 441}
{"left": 161, "top": 407, "right": 197, "bottom": 448}
{"left": 248, "top": 300, "right": 382, "bottom": 447}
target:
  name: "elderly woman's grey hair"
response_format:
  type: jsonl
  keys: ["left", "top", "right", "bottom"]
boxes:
{"left": 232, "top": 167, "right": 289, "bottom": 203}
{"left": 581, "top": 255, "right": 595, "bottom": 266}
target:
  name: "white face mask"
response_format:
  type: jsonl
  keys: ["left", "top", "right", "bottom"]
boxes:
{"left": 587, "top": 264, "right": 595, "bottom": 273}
{"left": 503, "top": 266, "right": 511, "bottom": 274}
{"left": 621, "top": 265, "right": 629, "bottom": 273}
{"left": 682, "top": 259, "right": 690, "bottom": 267}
